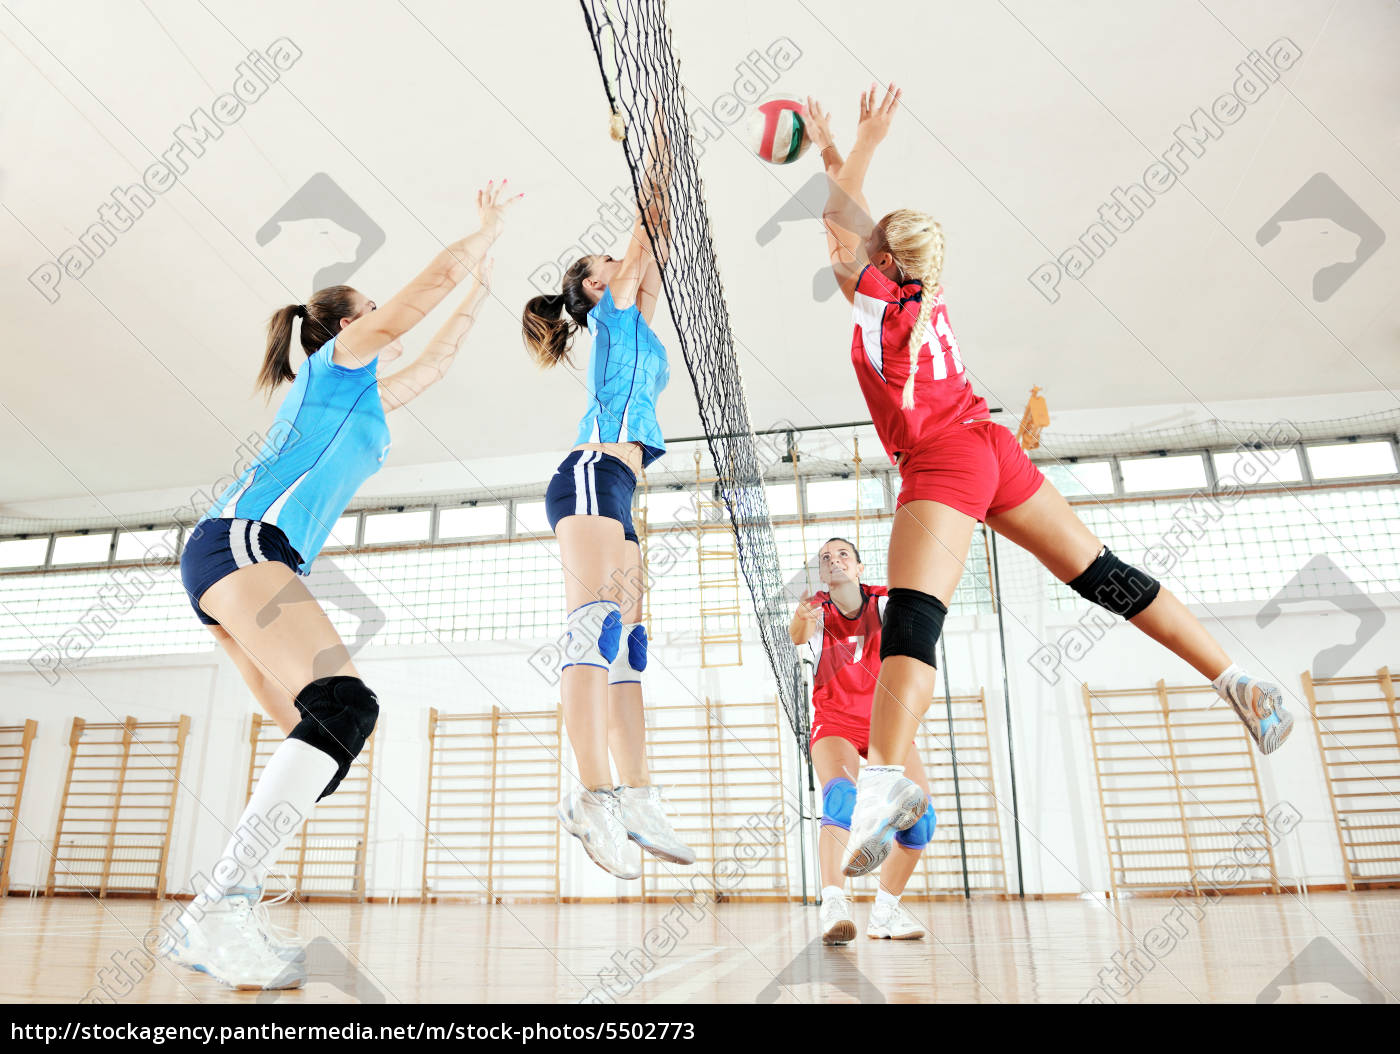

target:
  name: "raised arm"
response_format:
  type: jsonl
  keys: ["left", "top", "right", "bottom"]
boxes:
{"left": 808, "top": 83, "right": 902, "bottom": 304}
{"left": 334, "top": 180, "right": 521, "bottom": 368}
{"left": 789, "top": 592, "right": 822, "bottom": 646}
{"left": 378, "top": 259, "right": 493, "bottom": 413}
{"left": 608, "top": 108, "right": 672, "bottom": 322}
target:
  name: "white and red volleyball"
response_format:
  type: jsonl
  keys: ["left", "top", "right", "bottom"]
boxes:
{"left": 748, "top": 97, "right": 811, "bottom": 165}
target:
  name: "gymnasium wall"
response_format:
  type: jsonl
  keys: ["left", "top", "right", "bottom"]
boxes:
{"left": 2, "top": 588, "right": 1390, "bottom": 901}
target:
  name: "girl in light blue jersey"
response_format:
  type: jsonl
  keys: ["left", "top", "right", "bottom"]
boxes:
{"left": 521, "top": 128, "right": 694, "bottom": 879}
{"left": 164, "top": 181, "right": 520, "bottom": 992}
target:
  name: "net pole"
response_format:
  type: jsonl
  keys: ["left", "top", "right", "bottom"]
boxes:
{"left": 794, "top": 659, "right": 810, "bottom": 906}
{"left": 940, "top": 634, "right": 971, "bottom": 899}
{"left": 989, "top": 527, "right": 1025, "bottom": 898}
{"left": 802, "top": 659, "right": 820, "bottom": 905}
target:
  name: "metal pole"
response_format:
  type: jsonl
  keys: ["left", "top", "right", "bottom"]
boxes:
{"left": 796, "top": 659, "right": 814, "bottom": 905}
{"left": 989, "top": 528, "right": 1025, "bottom": 898}
{"left": 940, "top": 635, "right": 971, "bottom": 899}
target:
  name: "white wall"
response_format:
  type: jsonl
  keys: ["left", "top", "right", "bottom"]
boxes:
{"left": 3, "top": 586, "right": 1390, "bottom": 900}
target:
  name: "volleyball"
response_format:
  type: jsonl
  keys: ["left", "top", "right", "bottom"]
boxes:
{"left": 749, "top": 97, "right": 811, "bottom": 165}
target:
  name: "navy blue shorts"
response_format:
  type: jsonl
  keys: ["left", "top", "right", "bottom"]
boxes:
{"left": 179, "top": 518, "right": 304, "bottom": 626}
{"left": 545, "top": 451, "right": 639, "bottom": 544}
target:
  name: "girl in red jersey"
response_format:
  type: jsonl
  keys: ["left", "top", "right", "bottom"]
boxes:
{"left": 805, "top": 85, "right": 1294, "bottom": 879}
{"left": 790, "top": 537, "right": 931, "bottom": 944}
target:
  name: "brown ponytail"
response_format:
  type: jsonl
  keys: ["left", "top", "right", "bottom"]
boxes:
{"left": 257, "top": 285, "right": 363, "bottom": 399}
{"left": 521, "top": 257, "right": 596, "bottom": 369}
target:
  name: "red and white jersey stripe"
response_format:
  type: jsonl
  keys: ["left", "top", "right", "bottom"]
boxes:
{"left": 850, "top": 265, "right": 988, "bottom": 461}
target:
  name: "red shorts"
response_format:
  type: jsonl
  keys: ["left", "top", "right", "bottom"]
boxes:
{"left": 896, "top": 421, "right": 1045, "bottom": 520}
{"left": 810, "top": 709, "right": 871, "bottom": 757}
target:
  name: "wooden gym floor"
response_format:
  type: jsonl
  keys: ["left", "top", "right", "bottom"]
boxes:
{"left": 3, "top": 891, "right": 1395, "bottom": 1004}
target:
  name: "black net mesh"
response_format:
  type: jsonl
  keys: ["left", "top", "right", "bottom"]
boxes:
{"left": 579, "top": 0, "right": 804, "bottom": 745}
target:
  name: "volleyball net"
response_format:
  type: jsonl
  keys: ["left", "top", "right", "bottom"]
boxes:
{"left": 579, "top": 0, "right": 805, "bottom": 744}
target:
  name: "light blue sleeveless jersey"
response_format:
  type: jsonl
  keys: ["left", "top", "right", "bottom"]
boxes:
{"left": 203, "top": 339, "right": 390, "bottom": 573}
{"left": 574, "top": 288, "right": 669, "bottom": 466}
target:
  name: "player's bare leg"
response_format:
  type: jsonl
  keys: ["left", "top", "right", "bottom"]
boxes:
{"left": 846, "top": 500, "right": 974, "bottom": 876}
{"left": 988, "top": 482, "right": 1293, "bottom": 754}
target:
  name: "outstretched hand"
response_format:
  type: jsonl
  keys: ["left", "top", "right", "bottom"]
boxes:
{"left": 805, "top": 96, "right": 836, "bottom": 153}
{"left": 855, "top": 81, "right": 902, "bottom": 147}
{"left": 478, "top": 179, "right": 523, "bottom": 235}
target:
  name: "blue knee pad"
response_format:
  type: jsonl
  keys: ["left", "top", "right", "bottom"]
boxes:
{"left": 609, "top": 622, "right": 648, "bottom": 685}
{"left": 895, "top": 798, "right": 937, "bottom": 850}
{"left": 820, "top": 777, "right": 856, "bottom": 830}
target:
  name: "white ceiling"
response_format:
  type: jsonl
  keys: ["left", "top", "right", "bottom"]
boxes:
{"left": 1, "top": 0, "right": 1396, "bottom": 516}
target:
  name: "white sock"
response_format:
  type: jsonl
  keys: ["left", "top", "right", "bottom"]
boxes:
{"left": 875, "top": 888, "right": 901, "bottom": 911}
{"left": 822, "top": 884, "right": 845, "bottom": 902}
{"left": 191, "top": 738, "right": 337, "bottom": 911}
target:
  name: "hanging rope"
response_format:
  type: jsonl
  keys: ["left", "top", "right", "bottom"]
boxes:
{"left": 852, "top": 434, "right": 862, "bottom": 554}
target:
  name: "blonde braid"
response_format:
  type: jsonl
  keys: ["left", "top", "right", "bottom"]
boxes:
{"left": 877, "top": 211, "right": 946, "bottom": 410}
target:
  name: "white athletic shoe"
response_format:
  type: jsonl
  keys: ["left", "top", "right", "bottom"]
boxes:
{"left": 1223, "top": 676, "right": 1295, "bottom": 755}
{"left": 842, "top": 767, "right": 926, "bottom": 878}
{"left": 161, "top": 887, "right": 307, "bottom": 990}
{"left": 558, "top": 787, "right": 642, "bottom": 880}
{"left": 820, "top": 891, "right": 856, "bottom": 945}
{"left": 253, "top": 887, "right": 307, "bottom": 963}
{"left": 616, "top": 785, "right": 696, "bottom": 865}
{"left": 866, "top": 899, "right": 926, "bottom": 941}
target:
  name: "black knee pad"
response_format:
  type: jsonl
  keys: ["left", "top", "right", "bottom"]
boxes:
{"left": 1067, "top": 546, "right": 1161, "bottom": 619}
{"left": 878, "top": 588, "right": 947, "bottom": 668}
{"left": 287, "top": 676, "right": 379, "bottom": 800}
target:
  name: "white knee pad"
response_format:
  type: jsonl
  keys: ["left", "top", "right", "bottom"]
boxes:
{"left": 563, "top": 601, "right": 623, "bottom": 671}
{"left": 609, "top": 622, "right": 648, "bottom": 685}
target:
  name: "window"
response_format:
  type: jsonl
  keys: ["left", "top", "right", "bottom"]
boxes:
{"left": 1120, "top": 454, "right": 1207, "bottom": 493}
{"left": 1306, "top": 441, "right": 1397, "bottom": 481}
{"left": 362, "top": 510, "right": 431, "bottom": 545}
{"left": 765, "top": 483, "right": 799, "bottom": 517}
{"left": 641, "top": 490, "right": 699, "bottom": 524}
{"left": 0, "top": 537, "right": 48, "bottom": 569}
{"left": 322, "top": 515, "right": 359, "bottom": 550}
{"left": 438, "top": 505, "right": 508, "bottom": 540}
{"left": 50, "top": 533, "right": 112, "bottom": 565}
{"left": 1040, "top": 461, "right": 1114, "bottom": 497}
{"left": 513, "top": 501, "right": 552, "bottom": 536}
{"left": 804, "top": 477, "right": 887, "bottom": 515}
{"left": 115, "top": 528, "right": 181, "bottom": 562}
{"left": 1213, "top": 448, "right": 1304, "bottom": 487}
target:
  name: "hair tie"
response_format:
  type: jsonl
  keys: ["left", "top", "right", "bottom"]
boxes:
{"left": 295, "top": 304, "right": 308, "bottom": 319}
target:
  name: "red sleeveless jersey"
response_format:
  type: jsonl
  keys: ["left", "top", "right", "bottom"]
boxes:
{"left": 850, "top": 265, "right": 988, "bottom": 461}
{"left": 809, "top": 584, "right": 888, "bottom": 724}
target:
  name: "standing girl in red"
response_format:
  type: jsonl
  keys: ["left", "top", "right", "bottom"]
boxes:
{"left": 805, "top": 85, "right": 1293, "bottom": 879}
{"left": 790, "top": 537, "right": 931, "bottom": 944}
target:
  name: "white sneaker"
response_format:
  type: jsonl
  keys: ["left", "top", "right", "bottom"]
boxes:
{"left": 820, "top": 891, "right": 856, "bottom": 945}
{"left": 842, "top": 767, "right": 926, "bottom": 878}
{"left": 253, "top": 887, "right": 307, "bottom": 963}
{"left": 161, "top": 888, "right": 307, "bottom": 990}
{"left": 866, "top": 899, "right": 925, "bottom": 940}
{"left": 558, "top": 787, "right": 642, "bottom": 879}
{"left": 1228, "top": 678, "right": 1295, "bottom": 755}
{"left": 616, "top": 785, "right": 696, "bottom": 865}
